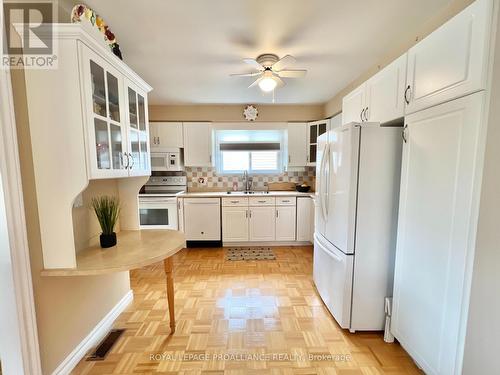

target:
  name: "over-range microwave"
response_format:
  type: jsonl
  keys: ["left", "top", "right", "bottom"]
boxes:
{"left": 151, "top": 150, "right": 183, "bottom": 171}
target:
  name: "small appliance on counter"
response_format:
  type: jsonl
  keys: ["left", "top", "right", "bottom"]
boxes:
{"left": 138, "top": 176, "right": 187, "bottom": 230}
{"left": 150, "top": 149, "right": 183, "bottom": 172}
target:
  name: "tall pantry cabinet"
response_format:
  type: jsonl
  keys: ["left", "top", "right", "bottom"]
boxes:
{"left": 391, "top": 0, "right": 496, "bottom": 374}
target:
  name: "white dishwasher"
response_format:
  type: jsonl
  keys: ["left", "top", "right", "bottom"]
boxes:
{"left": 183, "top": 198, "right": 221, "bottom": 246}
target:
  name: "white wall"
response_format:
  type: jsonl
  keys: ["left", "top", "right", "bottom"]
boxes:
{"left": 0, "top": 177, "right": 25, "bottom": 374}
{"left": 462, "top": 2, "right": 500, "bottom": 372}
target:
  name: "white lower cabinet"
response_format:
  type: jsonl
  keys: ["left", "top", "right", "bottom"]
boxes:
{"left": 297, "top": 197, "right": 314, "bottom": 242}
{"left": 249, "top": 206, "right": 276, "bottom": 241}
{"left": 222, "top": 206, "right": 249, "bottom": 242}
{"left": 221, "top": 196, "right": 309, "bottom": 243}
{"left": 275, "top": 206, "right": 296, "bottom": 241}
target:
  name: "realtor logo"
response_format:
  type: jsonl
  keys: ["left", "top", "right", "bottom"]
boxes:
{"left": 2, "top": 0, "right": 58, "bottom": 69}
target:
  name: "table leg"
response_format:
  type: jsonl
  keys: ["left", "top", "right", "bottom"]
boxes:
{"left": 163, "top": 257, "right": 175, "bottom": 334}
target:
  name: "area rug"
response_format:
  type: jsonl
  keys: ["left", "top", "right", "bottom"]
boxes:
{"left": 226, "top": 247, "right": 276, "bottom": 261}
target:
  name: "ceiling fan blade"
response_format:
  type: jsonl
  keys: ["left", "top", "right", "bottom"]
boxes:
{"left": 274, "top": 76, "right": 285, "bottom": 88}
{"left": 272, "top": 54, "right": 296, "bottom": 71}
{"left": 276, "top": 69, "right": 307, "bottom": 78}
{"left": 230, "top": 72, "right": 262, "bottom": 77}
{"left": 248, "top": 77, "right": 263, "bottom": 88}
{"left": 243, "top": 58, "right": 264, "bottom": 71}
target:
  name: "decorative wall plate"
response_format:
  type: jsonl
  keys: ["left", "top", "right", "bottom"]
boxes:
{"left": 71, "top": 4, "right": 123, "bottom": 60}
{"left": 243, "top": 105, "right": 258, "bottom": 121}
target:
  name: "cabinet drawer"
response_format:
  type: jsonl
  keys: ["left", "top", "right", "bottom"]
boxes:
{"left": 222, "top": 197, "right": 249, "bottom": 207}
{"left": 249, "top": 196, "right": 275, "bottom": 206}
{"left": 276, "top": 197, "right": 296, "bottom": 206}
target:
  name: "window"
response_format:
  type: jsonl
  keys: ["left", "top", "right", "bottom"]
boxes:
{"left": 214, "top": 130, "right": 285, "bottom": 174}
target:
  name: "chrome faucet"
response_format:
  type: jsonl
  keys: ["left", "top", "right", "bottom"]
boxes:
{"left": 243, "top": 170, "right": 253, "bottom": 192}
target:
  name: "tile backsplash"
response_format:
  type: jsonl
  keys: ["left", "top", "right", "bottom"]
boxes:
{"left": 154, "top": 167, "right": 315, "bottom": 190}
{"left": 186, "top": 167, "right": 316, "bottom": 190}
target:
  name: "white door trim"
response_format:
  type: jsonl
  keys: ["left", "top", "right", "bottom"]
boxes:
{"left": 0, "top": 58, "right": 42, "bottom": 374}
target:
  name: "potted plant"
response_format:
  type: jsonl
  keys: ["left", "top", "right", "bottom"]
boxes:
{"left": 91, "top": 196, "right": 120, "bottom": 248}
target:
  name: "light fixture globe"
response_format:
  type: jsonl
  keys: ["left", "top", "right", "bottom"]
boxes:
{"left": 258, "top": 70, "right": 277, "bottom": 92}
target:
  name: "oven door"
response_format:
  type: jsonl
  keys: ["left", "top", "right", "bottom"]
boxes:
{"left": 150, "top": 153, "right": 169, "bottom": 171}
{"left": 139, "top": 197, "right": 178, "bottom": 230}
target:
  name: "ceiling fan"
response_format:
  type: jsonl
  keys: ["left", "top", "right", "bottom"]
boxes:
{"left": 230, "top": 54, "right": 307, "bottom": 93}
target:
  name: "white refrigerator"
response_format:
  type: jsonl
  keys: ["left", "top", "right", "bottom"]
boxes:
{"left": 313, "top": 121, "right": 402, "bottom": 331}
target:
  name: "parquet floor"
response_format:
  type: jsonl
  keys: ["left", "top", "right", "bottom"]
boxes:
{"left": 72, "top": 246, "right": 421, "bottom": 375}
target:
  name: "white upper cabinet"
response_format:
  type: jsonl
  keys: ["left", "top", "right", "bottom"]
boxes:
{"left": 365, "top": 54, "right": 407, "bottom": 123}
{"left": 287, "top": 123, "right": 308, "bottom": 167}
{"left": 125, "top": 80, "right": 150, "bottom": 176}
{"left": 183, "top": 122, "right": 213, "bottom": 167}
{"left": 405, "top": 0, "right": 493, "bottom": 114}
{"left": 80, "top": 42, "right": 151, "bottom": 179}
{"left": 342, "top": 84, "right": 365, "bottom": 125}
{"left": 343, "top": 54, "right": 407, "bottom": 125}
{"left": 307, "top": 120, "right": 329, "bottom": 166}
{"left": 150, "top": 122, "right": 184, "bottom": 151}
{"left": 81, "top": 46, "right": 129, "bottom": 179}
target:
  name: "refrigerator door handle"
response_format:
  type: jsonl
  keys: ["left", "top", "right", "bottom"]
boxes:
{"left": 320, "top": 144, "right": 330, "bottom": 222}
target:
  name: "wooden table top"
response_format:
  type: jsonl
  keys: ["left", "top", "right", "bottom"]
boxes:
{"left": 41, "top": 230, "right": 186, "bottom": 277}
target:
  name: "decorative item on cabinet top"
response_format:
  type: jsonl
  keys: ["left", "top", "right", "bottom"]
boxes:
{"left": 71, "top": 3, "right": 123, "bottom": 60}
{"left": 185, "top": 167, "right": 315, "bottom": 189}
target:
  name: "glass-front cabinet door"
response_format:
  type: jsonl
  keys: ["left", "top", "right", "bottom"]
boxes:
{"left": 307, "top": 120, "right": 329, "bottom": 166}
{"left": 82, "top": 46, "right": 129, "bottom": 178}
{"left": 125, "top": 80, "right": 150, "bottom": 176}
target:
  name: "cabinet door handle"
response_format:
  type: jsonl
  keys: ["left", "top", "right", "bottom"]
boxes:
{"left": 121, "top": 152, "right": 129, "bottom": 169}
{"left": 276, "top": 209, "right": 279, "bottom": 218}
{"left": 288, "top": 155, "right": 291, "bottom": 163}
{"left": 257, "top": 200, "right": 267, "bottom": 203}
{"left": 404, "top": 85, "right": 411, "bottom": 105}
{"left": 249, "top": 210, "right": 252, "bottom": 218}
{"left": 360, "top": 108, "right": 365, "bottom": 122}
{"left": 246, "top": 210, "right": 248, "bottom": 218}
{"left": 128, "top": 152, "right": 135, "bottom": 169}
{"left": 402, "top": 125, "right": 408, "bottom": 143}
{"left": 158, "top": 136, "right": 160, "bottom": 145}
{"left": 364, "top": 107, "right": 369, "bottom": 121}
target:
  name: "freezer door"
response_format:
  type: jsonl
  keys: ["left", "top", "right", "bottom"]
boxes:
{"left": 313, "top": 233, "right": 354, "bottom": 329}
{"left": 324, "top": 123, "right": 360, "bottom": 254}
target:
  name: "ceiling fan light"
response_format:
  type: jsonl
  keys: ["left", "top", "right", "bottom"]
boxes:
{"left": 258, "top": 77, "right": 277, "bottom": 92}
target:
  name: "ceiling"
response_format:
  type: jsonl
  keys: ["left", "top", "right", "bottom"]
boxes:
{"left": 76, "top": 0, "right": 452, "bottom": 105}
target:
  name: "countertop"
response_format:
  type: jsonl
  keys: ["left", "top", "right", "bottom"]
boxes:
{"left": 178, "top": 191, "right": 316, "bottom": 198}
{"left": 41, "top": 230, "right": 186, "bottom": 277}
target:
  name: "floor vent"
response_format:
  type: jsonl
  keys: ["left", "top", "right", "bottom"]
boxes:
{"left": 86, "top": 329, "right": 125, "bottom": 361}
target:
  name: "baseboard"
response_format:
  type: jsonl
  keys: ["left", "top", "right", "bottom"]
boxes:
{"left": 224, "top": 241, "right": 312, "bottom": 247}
{"left": 51, "top": 290, "right": 133, "bottom": 375}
